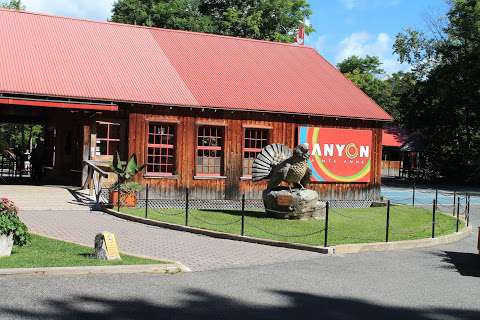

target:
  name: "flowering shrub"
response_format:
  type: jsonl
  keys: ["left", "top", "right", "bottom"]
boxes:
{"left": 0, "top": 198, "right": 30, "bottom": 246}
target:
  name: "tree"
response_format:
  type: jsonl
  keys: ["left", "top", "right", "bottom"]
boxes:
{"left": 337, "top": 55, "right": 385, "bottom": 75}
{"left": 393, "top": 0, "right": 480, "bottom": 182}
{"left": 336, "top": 55, "right": 396, "bottom": 117}
{"left": 383, "top": 71, "right": 418, "bottom": 125}
{"left": 111, "top": 0, "right": 313, "bottom": 42}
{"left": 0, "top": 0, "right": 25, "bottom": 9}
{"left": 0, "top": 124, "right": 43, "bottom": 154}
{"left": 337, "top": 56, "right": 418, "bottom": 123}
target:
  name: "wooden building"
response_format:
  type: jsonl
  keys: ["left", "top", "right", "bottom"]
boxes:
{"left": 0, "top": 9, "right": 392, "bottom": 200}
{"left": 382, "top": 126, "right": 407, "bottom": 178}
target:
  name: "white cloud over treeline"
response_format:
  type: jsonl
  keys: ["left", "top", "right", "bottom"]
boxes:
{"left": 22, "top": 0, "right": 114, "bottom": 21}
{"left": 334, "top": 31, "right": 409, "bottom": 74}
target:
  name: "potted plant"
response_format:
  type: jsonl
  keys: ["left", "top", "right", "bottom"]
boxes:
{"left": 109, "top": 152, "right": 145, "bottom": 208}
{"left": 121, "top": 182, "right": 143, "bottom": 207}
{"left": 0, "top": 198, "right": 30, "bottom": 257}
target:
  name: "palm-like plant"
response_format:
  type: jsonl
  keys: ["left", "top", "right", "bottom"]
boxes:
{"left": 111, "top": 152, "right": 145, "bottom": 185}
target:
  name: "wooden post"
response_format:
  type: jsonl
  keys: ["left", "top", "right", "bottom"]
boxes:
{"left": 81, "top": 124, "right": 91, "bottom": 186}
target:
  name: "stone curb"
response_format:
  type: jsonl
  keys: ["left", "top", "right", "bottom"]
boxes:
{"left": 105, "top": 209, "right": 333, "bottom": 254}
{"left": 105, "top": 208, "right": 472, "bottom": 255}
{"left": 334, "top": 225, "right": 472, "bottom": 254}
{"left": 0, "top": 263, "right": 182, "bottom": 277}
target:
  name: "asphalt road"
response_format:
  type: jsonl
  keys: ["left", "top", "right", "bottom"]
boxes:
{"left": 0, "top": 208, "right": 479, "bottom": 320}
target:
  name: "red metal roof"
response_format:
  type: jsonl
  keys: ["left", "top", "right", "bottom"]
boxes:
{"left": 382, "top": 126, "right": 408, "bottom": 147}
{"left": 0, "top": 9, "right": 392, "bottom": 121}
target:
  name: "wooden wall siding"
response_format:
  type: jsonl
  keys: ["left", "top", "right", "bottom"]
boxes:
{"left": 128, "top": 105, "right": 384, "bottom": 200}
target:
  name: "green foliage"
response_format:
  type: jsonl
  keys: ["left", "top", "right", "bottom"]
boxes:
{"left": 0, "top": 198, "right": 30, "bottom": 246}
{"left": 393, "top": 28, "right": 439, "bottom": 79}
{"left": 337, "top": 55, "right": 385, "bottom": 75}
{"left": 0, "top": 124, "right": 43, "bottom": 154}
{"left": 0, "top": 0, "right": 25, "bottom": 9}
{"left": 0, "top": 235, "right": 161, "bottom": 268}
{"left": 111, "top": 152, "right": 145, "bottom": 182}
{"left": 336, "top": 55, "right": 416, "bottom": 121}
{"left": 120, "top": 205, "right": 461, "bottom": 246}
{"left": 111, "top": 0, "right": 313, "bottom": 42}
{"left": 382, "top": 71, "right": 418, "bottom": 123}
{"left": 393, "top": 0, "right": 480, "bottom": 182}
{"left": 121, "top": 181, "right": 143, "bottom": 194}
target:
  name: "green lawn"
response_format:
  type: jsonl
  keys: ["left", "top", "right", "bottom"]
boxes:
{"left": 120, "top": 205, "right": 464, "bottom": 246}
{"left": 0, "top": 234, "right": 162, "bottom": 269}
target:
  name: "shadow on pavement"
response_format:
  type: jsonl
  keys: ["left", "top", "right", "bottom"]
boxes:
{"left": 1, "top": 289, "right": 479, "bottom": 319}
{"left": 438, "top": 251, "right": 480, "bottom": 277}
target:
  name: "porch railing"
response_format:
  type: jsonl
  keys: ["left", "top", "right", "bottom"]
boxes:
{"left": 81, "top": 160, "right": 110, "bottom": 203}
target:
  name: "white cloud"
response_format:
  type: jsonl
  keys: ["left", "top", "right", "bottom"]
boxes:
{"left": 339, "top": 0, "right": 359, "bottom": 10}
{"left": 336, "top": 32, "right": 389, "bottom": 61}
{"left": 335, "top": 31, "right": 409, "bottom": 74}
{"left": 339, "top": 0, "right": 401, "bottom": 10}
{"left": 22, "top": 0, "right": 114, "bottom": 21}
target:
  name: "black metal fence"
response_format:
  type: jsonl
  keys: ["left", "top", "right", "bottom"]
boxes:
{"left": 104, "top": 184, "right": 471, "bottom": 247}
{"left": 382, "top": 183, "right": 475, "bottom": 214}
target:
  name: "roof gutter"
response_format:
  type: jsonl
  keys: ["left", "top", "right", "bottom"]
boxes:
{"left": 0, "top": 97, "right": 118, "bottom": 111}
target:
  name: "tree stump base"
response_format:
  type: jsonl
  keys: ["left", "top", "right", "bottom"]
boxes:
{"left": 262, "top": 187, "right": 326, "bottom": 220}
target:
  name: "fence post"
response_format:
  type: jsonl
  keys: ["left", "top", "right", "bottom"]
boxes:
{"left": 435, "top": 188, "right": 438, "bottom": 208}
{"left": 324, "top": 201, "right": 329, "bottom": 247}
{"left": 456, "top": 197, "right": 460, "bottom": 232}
{"left": 412, "top": 180, "right": 416, "bottom": 207}
{"left": 385, "top": 200, "right": 390, "bottom": 243}
{"left": 185, "top": 188, "right": 189, "bottom": 226}
{"left": 453, "top": 191, "right": 456, "bottom": 216}
{"left": 117, "top": 177, "right": 121, "bottom": 212}
{"left": 466, "top": 195, "right": 470, "bottom": 227}
{"left": 241, "top": 194, "right": 245, "bottom": 236}
{"left": 432, "top": 199, "right": 436, "bottom": 238}
{"left": 145, "top": 184, "right": 149, "bottom": 219}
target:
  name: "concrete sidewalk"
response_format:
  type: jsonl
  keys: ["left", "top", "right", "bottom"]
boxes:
{"left": 0, "top": 185, "right": 92, "bottom": 211}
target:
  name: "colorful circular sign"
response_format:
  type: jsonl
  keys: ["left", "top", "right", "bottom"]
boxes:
{"left": 299, "top": 127, "right": 372, "bottom": 182}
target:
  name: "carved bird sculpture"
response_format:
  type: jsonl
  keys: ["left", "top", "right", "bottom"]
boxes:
{"left": 252, "top": 143, "right": 312, "bottom": 191}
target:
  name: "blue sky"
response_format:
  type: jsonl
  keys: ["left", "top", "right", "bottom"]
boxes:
{"left": 21, "top": 0, "right": 449, "bottom": 73}
{"left": 306, "top": 0, "right": 449, "bottom": 73}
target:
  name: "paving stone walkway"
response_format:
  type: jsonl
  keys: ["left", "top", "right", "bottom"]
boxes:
{"left": 1, "top": 185, "right": 319, "bottom": 271}
{"left": 18, "top": 209, "right": 319, "bottom": 271}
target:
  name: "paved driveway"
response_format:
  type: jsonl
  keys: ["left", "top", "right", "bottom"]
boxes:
{"left": 1, "top": 208, "right": 478, "bottom": 320}
{"left": 1, "top": 185, "right": 479, "bottom": 319}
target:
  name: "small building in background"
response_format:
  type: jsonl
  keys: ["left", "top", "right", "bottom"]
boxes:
{"left": 382, "top": 126, "right": 426, "bottom": 180}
